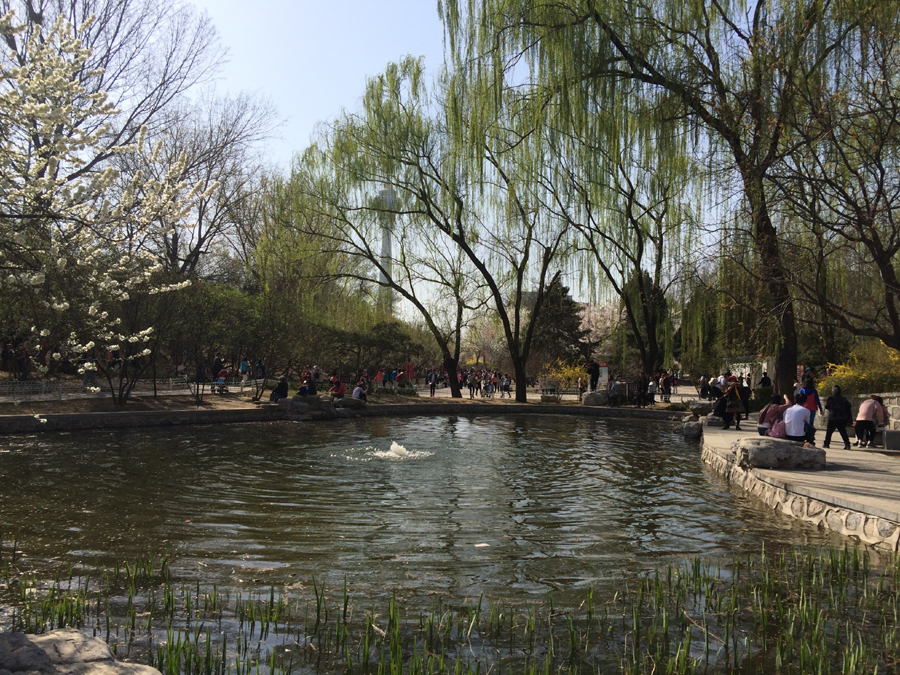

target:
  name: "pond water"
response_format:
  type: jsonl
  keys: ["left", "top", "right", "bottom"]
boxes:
{"left": 0, "top": 414, "right": 842, "bottom": 604}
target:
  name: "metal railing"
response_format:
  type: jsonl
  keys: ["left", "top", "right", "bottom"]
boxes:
{"left": 0, "top": 377, "right": 194, "bottom": 401}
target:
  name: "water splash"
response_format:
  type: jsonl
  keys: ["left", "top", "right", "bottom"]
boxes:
{"left": 335, "top": 443, "right": 434, "bottom": 461}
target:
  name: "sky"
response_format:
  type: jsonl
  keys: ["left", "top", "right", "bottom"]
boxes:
{"left": 195, "top": 0, "right": 447, "bottom": 170}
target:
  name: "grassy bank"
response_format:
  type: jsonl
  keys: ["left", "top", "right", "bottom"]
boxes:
{"left": 2, "top": 545, "right": 898, "bottom": 674}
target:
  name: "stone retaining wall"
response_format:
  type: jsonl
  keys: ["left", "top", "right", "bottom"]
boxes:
{"left": 0, "top": 402, "right": 680, "bottom": 435}
{"left": 702, "top": 442, "right": 900, "bottom": 551}
{"left": 860, "top": 392, "right": 900, "bottom": 431}
{"left": 0, "top": 407, "right": 284, "bottom": 434}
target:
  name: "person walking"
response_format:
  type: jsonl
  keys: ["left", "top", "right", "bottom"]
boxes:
{"left": 427, "top": 369, "right": 438, "bottom": 397}
{"left": 823, "top": 385, "right": 852, "bottom": 449}
{"left": 722, "top": 382, "right": 744, "bottom": 431}
{"left": 799, "top": 378, "right": 824, "bottom": 427}
{"left": 239, "top": 357, "right": 249, "bottom": 389}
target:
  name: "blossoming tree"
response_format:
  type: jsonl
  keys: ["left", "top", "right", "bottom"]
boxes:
{"left": 0, "top": 11, "right": 214, "bottom": 402}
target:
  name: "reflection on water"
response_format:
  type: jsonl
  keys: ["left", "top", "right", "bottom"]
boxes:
{"left": 0, "top": 415, "right": 842, "bottom": 601}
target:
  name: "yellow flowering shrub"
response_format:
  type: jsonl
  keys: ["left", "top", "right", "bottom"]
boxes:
{"left": 539, "top": 359, "right": 588, "bottom": 389}
{"left": 820, "top": 341, "right": 900, "bottom": 396}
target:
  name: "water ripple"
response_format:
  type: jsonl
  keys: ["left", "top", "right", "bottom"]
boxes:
{"left": 0, "top": 414, "right": 844, "bottom": 601}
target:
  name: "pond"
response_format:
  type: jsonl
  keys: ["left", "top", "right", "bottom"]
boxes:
{"left": 0, "top": 413, "right": 841, "bottom": 602}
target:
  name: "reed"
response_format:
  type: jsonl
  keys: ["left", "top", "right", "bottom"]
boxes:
{"left": 2, "top": 546, "right": 899, "bottom": 674}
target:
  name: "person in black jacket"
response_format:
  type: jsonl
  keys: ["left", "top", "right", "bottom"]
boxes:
{"left": 823, "top": 385, "right": 852, "bottom": 449}
{"left": 269, "top": 375, "right": 289, "bottom": 402}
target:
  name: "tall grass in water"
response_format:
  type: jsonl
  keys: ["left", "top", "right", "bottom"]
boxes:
{"left": 1, "top": 546, "right": 899, "bottom": 674}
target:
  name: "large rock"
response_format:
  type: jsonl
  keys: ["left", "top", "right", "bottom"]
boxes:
{"left": 682, "top": 421, "right": 703, "bottom": 439}
{"left": 582, "top": 391, "right": 608, "bottom": 406}
{"left": 735, "top": 437, "right": 826, "bottom": 470}
{"left": 689, "top": 400, "right": 713, "bottom": 417}
{"left": 29, "top": 630, "right": 112, "bottom": 665}
{"left": 292, "top": 401, "right": 310, "bottom": 414}
{"left": 334, "top": 397, "right": 366, "bottom": 410}
{"left": 1, "top": 630, "right": 161, "bottom": 675}
{"left": 705, "top": 414, "right": 724, "bottom": 427}
{"left": 0, "top": 632, "right": 55, "bottom": 674}
{"left": 296, "top": 395, "right": 323, "bottom": 410}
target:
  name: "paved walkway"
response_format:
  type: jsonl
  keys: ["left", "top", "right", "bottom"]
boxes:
{"left": 703, "top": 427, "right": 900, "bottom": 523}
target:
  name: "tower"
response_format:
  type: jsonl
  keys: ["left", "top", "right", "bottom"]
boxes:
{"left": 377, "top": 187, "right": 396, "bottom": 314}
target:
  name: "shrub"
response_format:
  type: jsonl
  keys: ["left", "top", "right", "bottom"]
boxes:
{"left": 539, "top": 359, "right": 587, "bottom": 389}
{"left": 820, "top": 341, "right": 900, "bottom": 397}
{"left": 370, "top": 386, "right": 419, "bottom": 399}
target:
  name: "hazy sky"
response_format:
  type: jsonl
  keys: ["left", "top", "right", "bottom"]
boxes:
{"left": 195, "top": 0, "right": 447, "bottom": 169}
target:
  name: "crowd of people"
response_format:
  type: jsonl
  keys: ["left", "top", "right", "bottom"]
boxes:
{"left": 460, "top": 369, "right": 513, "bottom": 398}
{"left": 705, "top": 372, "right": 894, "bottom": 449}
{"left": 104, "top": 350, "right": 897, "bottom": 449}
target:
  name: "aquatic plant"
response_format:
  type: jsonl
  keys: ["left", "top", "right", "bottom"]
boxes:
{"left": 2, "top": 545, "right": 899, "bottom": 674}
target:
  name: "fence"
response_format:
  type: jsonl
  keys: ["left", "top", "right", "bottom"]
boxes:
{"left": 0, "top": 377, "right": 194, "bottom": 401}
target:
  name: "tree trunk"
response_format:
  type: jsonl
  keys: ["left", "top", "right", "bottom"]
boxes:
{"left": 443, "top": 356, "right": 462, "bottom": 398}
{"left": 513, "top": 359, "right": 528, "bottom": 403}
{"left": 745, "top": 173, "right": 797, "bottom": 396}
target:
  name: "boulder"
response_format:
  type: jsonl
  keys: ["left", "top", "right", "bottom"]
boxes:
{"left": 582, "top": 391, "right": 608, "bottom": 406}
{"left": 276, "top": 397, "right": 292, "bottom": 412}
{"left": 335, "top": 408, "right": 354, "bottom": 419}
{"left": 0, "top": 632, "right": 55, "bottom": 674}
{"left": 296, "top": 395, "right": 323, "bottom": 411}
{"left": 735, "top": 437, "right": 826, "bottom": 470}
{"left": 318, "top": 396, "right": 335, "bottom": 417}
{"left": 28, "top": 629, "right": 160, "bottom": 675}
{"left": 705, "top": 414, "right": 724, "bottom": 427}
{"left": 334, "top": 397, "right": 366, "bottom": 410}
{"left": 682, "top": 421, "right": 703, "bottom": 439}
{"left": 30, "top": 629, "right": 112, "bottom": 665}
{"left": 689, "top": 400, "right": 713, "bottom": 417}
{"left": 291, "top": 401, "right": 310, "bottom": 414}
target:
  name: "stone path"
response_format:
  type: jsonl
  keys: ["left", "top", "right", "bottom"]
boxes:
{"left": 702, "top": 427, "right": 900, "bottom": 549}
{"left": 704, "top": 427, "right": 900, "bottom": 521}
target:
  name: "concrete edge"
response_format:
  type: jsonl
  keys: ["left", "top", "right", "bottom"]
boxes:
{"left": 0, "top": 407, "right": 284, "bottom": 434}
{"left": 0, "top": 401, "right": 683, "bottom": 435}
{"left": 701, "top": 439, "right": 900, "bottom": 552}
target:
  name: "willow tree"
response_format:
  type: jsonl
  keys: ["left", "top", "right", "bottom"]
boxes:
{"left": 772, "top": 4, "right": 900, "bottom": 352}
{"left": 294, "top": 57, "right": 570, "bottom": 402}
{"left": 287, "top": 59, "right": 487, "bottom": 398}
{"left": 533, "top": 91, "right": 695, "bottom": 375}
{"left": 442, "top": 0, "right": 873, "bottom": 394}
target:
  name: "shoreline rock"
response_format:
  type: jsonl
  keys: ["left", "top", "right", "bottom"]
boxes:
{"left": 0, "top": 630, "right": 160, "bottom": 675}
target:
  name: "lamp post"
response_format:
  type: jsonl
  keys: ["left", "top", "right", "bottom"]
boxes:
{"left": 377, "top": 187, "right": 396, "bottom": 314}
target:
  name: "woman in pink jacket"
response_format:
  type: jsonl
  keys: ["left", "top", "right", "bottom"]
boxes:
{"left": 757, "top": 394, "right": 792, "bottom": 436}
{"left": 855, "top": 395, "right": 880, "bottom": 448}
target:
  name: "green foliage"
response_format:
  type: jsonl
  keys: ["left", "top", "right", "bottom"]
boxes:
{"left": 820, "top": 341, "right": 900, "bottom": 396}
{"left": 370, "top": 385, "right": 418, "bottom": 399}
{"left": 529, "top": 282, "right": 589, "bottom": 369}
{"left": 753, "top": 387, "right": 775, "bottom": 408}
